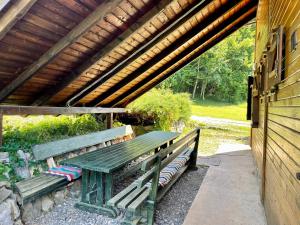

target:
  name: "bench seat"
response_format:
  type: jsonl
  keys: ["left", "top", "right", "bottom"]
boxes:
{"left": 14, "top": 174, "right": 68, "bottom": 204}
{"left": 107, "top": 128, "right": 200, "bottom": 225}
{"left": 14, "top": 125, "right": 134, "bottom": 205}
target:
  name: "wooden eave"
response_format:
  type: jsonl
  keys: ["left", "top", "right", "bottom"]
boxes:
{"left": 0, "top": 0, "right": 258, "bottom": 107}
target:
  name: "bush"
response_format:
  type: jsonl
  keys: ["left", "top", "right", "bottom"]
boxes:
{"left": 2, "top": 114, "right": 105, "bottom": 152}
{"left": 127, "top": 88, "right": 191, "bottom": 130}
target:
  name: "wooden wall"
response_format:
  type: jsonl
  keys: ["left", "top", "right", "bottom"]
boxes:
{"left": 252, "top": 1, "right": 300, "bottom": 225}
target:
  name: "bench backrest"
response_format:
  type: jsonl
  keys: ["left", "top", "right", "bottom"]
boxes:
{"left": 33, "top": 125, "right": 134, "bottom": 161}
{"left": 135, "top": 128, "right": 200, "bottom": 196}
{"left": 141, "top": 128, "right": 200, "bottom": 173}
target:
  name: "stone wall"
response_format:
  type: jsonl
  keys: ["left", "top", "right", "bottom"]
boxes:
{"left": 0, "top": 134, "right": 133, "bottom": 225}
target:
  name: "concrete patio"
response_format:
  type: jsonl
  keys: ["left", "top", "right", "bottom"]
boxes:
{"left": 183, "top": 144, "right": 267, "bottom": 225}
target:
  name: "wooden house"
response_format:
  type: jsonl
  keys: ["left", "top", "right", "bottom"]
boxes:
{"left": 0, "top": 0, "right": 298, "bottom": 224}
{"left": 251, "top": 1, "right": 300, "bottom": 224}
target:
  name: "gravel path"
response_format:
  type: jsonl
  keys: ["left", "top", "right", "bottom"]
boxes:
{"left": 28, "top": 166, "right": 208, "bottom": 225}
{"left": 191, "top": 115, "right": 250, "bottom": 127}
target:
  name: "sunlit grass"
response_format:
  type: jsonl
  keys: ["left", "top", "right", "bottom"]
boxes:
{"left": 191, "top": 99, "right": 247, "bottom": 121}
{"left": 184, "top": 120, "right": 250, "bottom": 156}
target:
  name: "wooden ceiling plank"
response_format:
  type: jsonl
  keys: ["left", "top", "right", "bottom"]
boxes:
{"left": 31, "top": 0, "right": 170, "bottom": 106}
{"left": 65, "top": 0, "right": 213, "bottom": 106}
{"left": 0, "top": 0, "right": 122, "bottom": 103}
{"left": 0, "top": 0, "right": 38, "bottom": 41}
{"left": 87, "top": 0, "right": 241, "bottom": 106}
{"left": 116, "top": 8, "right": 257, "bottom": 107}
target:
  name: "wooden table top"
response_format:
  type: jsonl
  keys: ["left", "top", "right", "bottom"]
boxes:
{"left": 61, "top": 131, "right": 179, "bottom": 173}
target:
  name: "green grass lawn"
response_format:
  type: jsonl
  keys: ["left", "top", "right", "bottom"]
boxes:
{"left": 191, "top": 99, "right": 247, "bottom": 121}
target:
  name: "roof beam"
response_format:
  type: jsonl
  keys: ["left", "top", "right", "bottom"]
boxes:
{"left": 85, "top": 0, "right": 245, "bottom": 107}
{"left": 0, "top": 0, "right": 122, "bottom": 103}
{"left": 116, "top": 7, "right": 257, "bottom": 107}
{"left": 0, "top": 0, "right": 38, "bottom": 41}
{"left": 65, "top": 0, "right": 213, "bottom": 106}
{"left": 104, "top": 3, "right": 258, "bottom": 107}
{"left": 32, "top": 0, "right": 169, "bottom": 106}
{"left": 0, "top": 105, "right": 126, "bottom": 115}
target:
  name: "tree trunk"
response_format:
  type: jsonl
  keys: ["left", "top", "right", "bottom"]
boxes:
{"left": 200, "top": 79, "right": 207, "bottom": 100}
{"left": 192, "top": 77, "right": 198, "bottom": 99}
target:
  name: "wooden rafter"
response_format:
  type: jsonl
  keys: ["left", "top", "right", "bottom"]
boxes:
{"left": 32, "top": 0, "right": 169, "bottom": 106}
{"left": 0, "top": 0, "right": 38, "bottom": 41}
{"left": 116, "top": 6, "right": 257, "bottom": 107}
{"left": 64, "top": 0, "right": 213, "bottom": 106}
{"left": 0, "top": 105, "right": 126, "bottom": 115}
{"left": 0, "top": 0, "right": 122, "bottom": 102}
{"left": 87, "top": 0, "right": 245, "bottom": 106}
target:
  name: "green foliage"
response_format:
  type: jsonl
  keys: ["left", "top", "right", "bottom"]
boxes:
{"left": 127, "top": 88, "right": 191, "bottom": 130}
{"left": 160, "top": 24, "right": 255, "bottom": 103}
{"left": 2, "top": 114, "right": 104, "bottom": 153}
{"left": 1, "top": 114, "right": 104, "bottom": 182}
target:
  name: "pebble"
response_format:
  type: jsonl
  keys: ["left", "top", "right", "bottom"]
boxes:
{"left": 28, "top": 167, "right": 208, "bottom": 225}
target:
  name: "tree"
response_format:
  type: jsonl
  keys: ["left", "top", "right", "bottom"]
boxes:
{"left": 159, "top": 23, "right": 255, "bottom": 103}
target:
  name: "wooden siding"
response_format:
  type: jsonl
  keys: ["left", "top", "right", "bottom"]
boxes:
{"left": 252, "top": 0, "right": 300, "bottom": 225}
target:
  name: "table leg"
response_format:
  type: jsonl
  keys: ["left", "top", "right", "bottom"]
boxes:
{"left": 80, "top": 169, "right": 89, "bottom": 203}
{"left": 105, "top": 173, "right": 113, "bottom": 202}
{"left": 75, "top": 170, "right": 117, "bottom": 218}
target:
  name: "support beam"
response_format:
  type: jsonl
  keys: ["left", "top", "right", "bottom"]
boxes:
{"left": 117, "top": 8, "right": 257, "bottom": 107}
{"left": 106, "top": 113, "right": 113, "bottom": 129}
{"left": 0, "top": 113, "right": 3, "bottom": 147}
{"left": 86, "top": 0, "right": 244, "bottom": 106}
{"left": 0, "top": 0, "right": 38, "bottom": 41}
{"left": 65, "top": 0, "right": 213, "bottom": 106}
{"left": 0, "top": 0, "right": 122, "bottom": 102}
{"left": 102, "top": 3, "right": 257, "bottom": 107}
{"left": 32, "top": 0, "right": 173, "bottom": 106}
{"left": 0, "top": 106, "right": 126, "bottom": 115}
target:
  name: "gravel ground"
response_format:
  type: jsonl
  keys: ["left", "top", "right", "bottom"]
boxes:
{"left": 28, "top": 166, "right": 208, "bottom": 225}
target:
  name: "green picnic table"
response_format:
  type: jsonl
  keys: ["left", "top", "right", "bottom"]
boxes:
{"left": 61, "top": 131, "right": 179, "bottom": 217}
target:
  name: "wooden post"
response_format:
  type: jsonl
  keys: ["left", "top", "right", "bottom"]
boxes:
{"left": 106, "top": 113, "right": 113, "bottom": 129}
{"left": 261, "top": 95, "right": 269, "bottom": 203}
{"left": 189, "top": 128, "right": 200, "bottom": 170}
{"left": 0, "top": 113, "right": 2, "bottom": 147}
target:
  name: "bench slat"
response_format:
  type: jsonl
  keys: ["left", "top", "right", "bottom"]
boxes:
{"left": 15, "top": 175, "right": 60, "bottom": 192}
{"left": 107, "top": 183, "right": 137, "bottom": 207}
{"left": 127, "top": 188, "right": 150, "bottom": 212}
{"left": 117, "top": 186, "right": 148, "bottom": 209}
{"left": 33, "top": 125, "right": 133, "bottom": 160}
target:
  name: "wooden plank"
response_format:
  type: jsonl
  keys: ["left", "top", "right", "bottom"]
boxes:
{"left": 106, "top": 113, "right": 113, "bottom": 129}
{"left": 0, "top": 105, "right": 126, "bottom": 115}
{"left": 61, "top": 131, "right": 179, "bottom": 173}
{"left": 0, "top": 0, "right": 38, "bottom": 41}
{"left": 127, "top": 188, "right": 150, "bottom": 212}
{"left": 32, "top": 125, "right": 133, "bottom": 160}
{"left": 0, "top": 0, "right": 122, "bottom": 102}
{"left": 261, "top": 95, "right": 269, "bottom": 203}
{"left": 107, "top": 183, "right": 137, "bottom": 207}
{"left": 32, "top": 0, "right": 172, "bottom": 106}
{"left": 87, "top": 0, "right": 246, "bottom": 106}
{"left": 65, "top": 0, "right": 214, "bottom": 106}
{"left": 117, "top": 186, "right": 147, "bottom": 209}
{"left": 116, "top": 8, "right": 257, "bottom": 106}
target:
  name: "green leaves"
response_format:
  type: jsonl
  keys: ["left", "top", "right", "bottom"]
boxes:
{"left": 160, "top": 24, "right": 255, "bottom": 103}
{"left": 127, "top": 89, "right": 192, "bottom": 130}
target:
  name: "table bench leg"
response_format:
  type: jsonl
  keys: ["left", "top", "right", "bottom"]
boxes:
{"left": 75, "top": 170, "right": 117, "bottom": 218}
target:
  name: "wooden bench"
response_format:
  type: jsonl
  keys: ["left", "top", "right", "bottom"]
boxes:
{"left": 14, "top": 125, "right": 134, "bottom": 205}
{"left": 107, "top": 128, "right": 200, "bottom": 225}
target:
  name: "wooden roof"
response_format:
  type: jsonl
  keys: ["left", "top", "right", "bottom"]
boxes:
{"left": 0, "top": 0, "right": 257, "bottom": 107}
